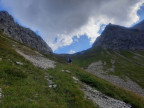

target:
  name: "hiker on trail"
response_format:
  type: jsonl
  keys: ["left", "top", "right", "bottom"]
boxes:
{"left": 68, "top": 57, "right": 72, "bottom": 64}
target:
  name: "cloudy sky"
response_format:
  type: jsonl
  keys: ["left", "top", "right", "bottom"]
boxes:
{"left": 0, "top": 0, "right": 144, "bottom": 54}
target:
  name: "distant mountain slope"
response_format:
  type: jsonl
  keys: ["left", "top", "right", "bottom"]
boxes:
{"left": 132, "top": 20, "right": 144, "bottom": 31}
{"left": 92, "top": 21, "right": 144, "bottom": 50}
{"left": 0, "top": 11, "right": 52, "bottom": 54}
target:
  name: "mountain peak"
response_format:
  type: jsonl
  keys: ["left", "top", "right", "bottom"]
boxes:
{"left": 101, "top": 23, "right": 128, "bottom": 36}
{"left": 132, "top": 19, "right": 144, "bottom": 31}
{"left": 0, "top": 11, "right": 14, "bottom": 22}
{"left": 93, "top": 20, "right": 144, "bottom": 50}
{"left": 0, "top": 11, "right": 52, "bottom": 54}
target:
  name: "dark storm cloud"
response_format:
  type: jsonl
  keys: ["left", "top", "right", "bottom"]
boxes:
{"left": 1, "top": 0, "right": 144, "bottom": 50}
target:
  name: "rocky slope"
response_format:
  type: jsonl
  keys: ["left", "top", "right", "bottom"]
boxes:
{"left": 92, "top": 21, "right": 144, "bottom": 50}
{"left": 86, "top": 60, "right": 144, "bottom": 96}
{"left": 0, "top": 11, "right": 52, "bottom": 54}
{"left": 132, "top": 19, "right": 144, "bottom": 31}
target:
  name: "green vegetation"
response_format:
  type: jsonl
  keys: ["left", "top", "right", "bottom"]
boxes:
{"left": 48, "top": 64, "right": 144, "bottom": 108}
{"left": 0, "top": 32, "right": 144, "bottom": 108}
{"left": 55, "top": 47, "right": 114, "bottom": 70}
{"left": 72, "top": 48, "right": 112, "bottom": 69}
{"left": 60, "top": 48, "right": 144, "bottom": 89}
{"left": 0, "top": 33, "right": 96, "bottom": 108}
{"left": 72, "top": 66, "right": 144, "bottom": 108}
{"left": 110, "top": 50, "right": 144, "bottom": 88}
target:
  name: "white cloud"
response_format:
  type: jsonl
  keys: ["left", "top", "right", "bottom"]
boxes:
{"left": 69, "top": 50, "right": 76, "bottom": 54}
{"left": 0, "top": 0, "right": 144, "bottom": 51}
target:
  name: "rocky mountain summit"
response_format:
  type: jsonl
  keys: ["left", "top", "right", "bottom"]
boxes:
{"left": 93, "top": 21, "right": 144, "bottom": 50}
{"left": 133, "top": 19, "right": 144, "bottom": 31}
{"left": 0, "top": 11, "right": 52, "bottom": 54}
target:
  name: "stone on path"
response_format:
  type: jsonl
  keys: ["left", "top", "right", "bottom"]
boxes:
{"left": 16, "top": 61, "right": 23, "bottom": 65}
{"left": 0, "top": 88, "right": 2, "bottom": 100}
{"left": 61, "top": 70, "right": 71, "bottom": 73}
{"left": 45, "top": 75, "right": 57, "bottom": 88}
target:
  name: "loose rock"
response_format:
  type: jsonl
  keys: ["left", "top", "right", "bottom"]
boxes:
{"left": 16, "top": 49, "right": 55, "bottom": 69}
{"left": 45, "top": 75, "right": 57, "bottom": 88}
{"left": 61, "top": 70, "right": 71, "bottom": 73}
{"left": 0, "top": 88, "right": 2, "bottom": 100}
{"left": 82, "top": 83, "right": 131, "bottom": 108}
{"left": 86, "top": 61, "right": 144, "bottom": 96}
{"left": 49, "top": 85, "right": 52, "bottom": 88}
{"left": 71, "top": 75, "right": 131, "bottom": 108}
{"left": 72, "top": 76, "right": 79, "bottom": 81}
{"left": 72, "top": 76, "right": 79, "bottom": 83}
{"left": 65, "top": 70, "right": 71, "bottom": 73}
{"left": 53, "top": 84, "right": 57, "bottom": 88}
{"left": 16, "top": 61, "right": 23, "bottom": 65}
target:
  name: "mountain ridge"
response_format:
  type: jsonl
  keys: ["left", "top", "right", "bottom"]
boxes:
{"left": 92, "top": 21, "right": 144, "bottom": 50}
{"left": 0, "top": 11, "right": 52, "bottom": 54}
{"left": 132, "top": 19, "right": 144, "bottom": 31}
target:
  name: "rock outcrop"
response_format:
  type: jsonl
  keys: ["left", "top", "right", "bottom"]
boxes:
{"left": 93, "top": 21, "right": 144, "bottom": 50}
{"left": 0, "top": 11, "right": 52, "bottom": 54}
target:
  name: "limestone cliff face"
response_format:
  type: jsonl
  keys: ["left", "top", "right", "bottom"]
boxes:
{"left": 92, "top": 22, "right": 144, "bottom": 50}
{"left": 0, "top": 11, "right": 52, "bottom": 54}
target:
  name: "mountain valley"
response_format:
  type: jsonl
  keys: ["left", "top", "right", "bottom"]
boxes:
{"left": 0, "top": 11, "right": 144, "bottom": 108}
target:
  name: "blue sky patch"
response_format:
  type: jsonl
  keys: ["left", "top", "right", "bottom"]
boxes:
{"left": 54, "top": 35, "right": 91, "bottom": 54}
{"left": 137, "top": 3, "right": 144, "bottom": 22}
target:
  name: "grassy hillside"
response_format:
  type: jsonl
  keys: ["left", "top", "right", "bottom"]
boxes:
{"left": 57, "top": 47, "right": 144, "bottom": 89}
{"left": 0, "top": 32, "right": 144, "bottom": 108}
{"left": 0, "top": 32, "right": 96, "bottom": 108}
